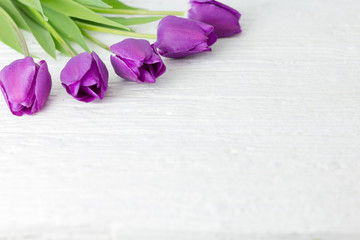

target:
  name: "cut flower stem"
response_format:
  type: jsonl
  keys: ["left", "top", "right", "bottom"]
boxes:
{"left": 0, "top": 7, "right": 30, "bottom": 57}
{"left": 27, "top": 7, "right": 76, "bottom": 57}
{"left": 90, "top": 8, "right": 186, "bottom": 16}
{"left": 81, "top": 30, "right": 110, "bottom": 51}
{"left": 76, "top": 22, "right": 157, "bottom": 39}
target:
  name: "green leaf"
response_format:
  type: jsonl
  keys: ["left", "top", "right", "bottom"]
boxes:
{"left": 109, "top": 16, "right": 163, "bottom": 26}
{"left": 44, "top": 7, "right": 90, "bottom": 52}
{"left": 101, "top": 0, "right": 139, "bottom": 10}
{"left": 73, "top": 0, "right": 112, "bottom": 9}
{"left": 41, "top": 0, "right": 130, "bottom": 31}
{"left": 53, "top": 37, "right": 69, "bottom": 56}
{"left": 16, "top": 1, "right": 76, "bottom": 57}
{"left": 53, "top": 37, "right": 78, "bottom": 56}
{"left": 17, "top": 0, "right": 47, "bottom": 20}
{"left": 19, "top": 9, "right": 56, "bottom": 58}
{"left": 11, "top": 1, "right": 56, "bottom": 58}
{"left": 0, "top": 7, "right": 24, "bottom": 54}
{"left": 0, "top": 0, "right": 29, "bottom": 30}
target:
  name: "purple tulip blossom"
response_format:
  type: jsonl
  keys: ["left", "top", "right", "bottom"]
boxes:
{"left": 0, "top": 57, "right": 52, "bottom": 116}
{"left": 61, "top": 52, "right": 108, "bottom": 102}
{"left": 188, "top": 0, "right": 242, "bottom": 38}
{"left": 110, "top": 39, "right": 166, "bottom": 83}
{"left": 153, "top": 15, "right": 217, "bottom": 59}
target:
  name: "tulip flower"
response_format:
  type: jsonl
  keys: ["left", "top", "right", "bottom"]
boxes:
{"left": 61, "top": 52, "right": 108, "bottom": 102}
{"left": 0, "top": 57, "right": 52, "bottom": 116}
{"left": 153, "top": 15, "right": 217, "bottom": 58}
{"left": 188, "top": 0, "right": 242, "bottom": 38}
{"left": 110, "top": 39, "right": 166, "bottom": 83}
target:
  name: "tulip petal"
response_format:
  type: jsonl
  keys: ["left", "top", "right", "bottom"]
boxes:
{"left": 212, "top": 0, "right": 241, "bottom": 19}
{"left": 150, "top": 58, "right": 167, "bottom": 77}
{"left": 61, "top": 52, "right": 108, "bottom": 102}
{"left": 81, "top": 62, "right": 100, "bottom": 87}
{"left": 92, "top": 51, "right": 109, "bottom": 91}
{"left": 207, "top": 32, "right": 218, "bottom": 46}
{"left": 144, "top": 47, "right": 166, "bottom": 78}
{"left": 0, "top": 57, "right": 52, "bottom": 116}
{"left": 190, "top": 0, "right": 241, "bottom": 18}
{"left": 140, "top": 67, "right": 157, "bottom": 83}
{"left": 189, "top": 0, "right": 241, "bottom": 38}
{"left": 190, "top": 41, "right": 212, "bottom": 53}
{"left": 79, "top": 86, "right": 100, "bottom": 101}
{"left": 111, "top": 39, "right": 166, "bottom": 83}
{"left": 155, "top": 16, "right": 207, "bottom": 55}
{"left": 156, "top": 63, "right": 167, "bottom": 77}
{"left": 0, "top": 57, "right": 36, "bottom": 106}
{"left": 0, "top": 85, "right": 13, "bottom": 114}
{"left": 60, "top": 52, "right": 93, "bottom": 86}
{"left": 154, "top": 16, "right": 217, "bottom": 58}
{"left": 144, "top": 45, "right": 166, "bottom": 67}
{"left": 110, "top": 39, "right": 154, "bottom": 67}
{"left": 33, "top": 60, "right": 52, "bottom": 113}
{"left": 75, "top": 86, "right": 97, "bottom": 103}
{"left": 110, "top": 55, "right": 139, "bottom": 82}
{"left": 65, "top": 81, "right": 80, "bottom": 97}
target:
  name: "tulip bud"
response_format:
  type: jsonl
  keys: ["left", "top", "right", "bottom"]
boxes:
{"left": 154, "top": 15, "right": 217, "bottom": 59}
{"left": 110, "top": 39, "right": 166, "bottom": 83}
{"left": 61, "top": 52, "right": 108, "bottom": 102}
{"left": 188, "top": 0, "right": 242, "bottom": 38}
{"left": 0, "top": 57, "right": 52, "bottom": 116}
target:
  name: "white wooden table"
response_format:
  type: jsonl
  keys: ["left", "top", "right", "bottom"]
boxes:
{"left": 1, "top": 0, "right": 360, "bottom": 239}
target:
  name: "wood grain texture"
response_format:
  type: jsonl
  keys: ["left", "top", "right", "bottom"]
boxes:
{"left": 0, "top": 0, "right": 360, "bottom": 239}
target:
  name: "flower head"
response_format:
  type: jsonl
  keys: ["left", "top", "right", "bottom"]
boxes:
{"left": 0, "top": 57, "right": 52, "bottom": 116}
{"left": 61, "top": 52, "right": 108, "bottom": 102}
{"left": 111, "top": 39, "right": 166, "bottom": 83}
{"left": 153, "top": 15, "right": 217, "bottom": 59}
{"left": 188, "top": 0, "right": 242, "bottom": 38}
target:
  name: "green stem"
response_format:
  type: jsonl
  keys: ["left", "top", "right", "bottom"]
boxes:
{"left": 0, "top": 7, "right": 30, "bottom": 57}
{"left": 90, "top": 8, "right": 186, "bottom": 16}
{"left": 81, "top": 30, "right": 110, "bottom": 51}
{"left": 76, "top": 22, "right": 157, "bottom": 39}
{"left": 27, "top": 7, "right": 76, "bottom": 57}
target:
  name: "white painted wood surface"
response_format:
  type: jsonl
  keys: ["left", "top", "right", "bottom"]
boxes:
{"left": 1, "top": 0, "right": 360, "bottom": 239}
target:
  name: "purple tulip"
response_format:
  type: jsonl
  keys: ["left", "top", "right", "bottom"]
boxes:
{"left": 188, "top": 0, "right": 242, "bottom": 38}
{"left": 153, "top": 15, "right": 217, "bottom": 59}
{"left": 0, "top": 57, "right": 52, "bottom": 116}
{"left": 110, "top": 39, "right": 166, "bottom": 83}
{"left": 61, "top": 52, "right": 108, "bottom": 102}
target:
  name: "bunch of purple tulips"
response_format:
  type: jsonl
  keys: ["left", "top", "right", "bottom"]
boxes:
{"left": 0, "top": 0, "right": 241, "bottom": 116}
